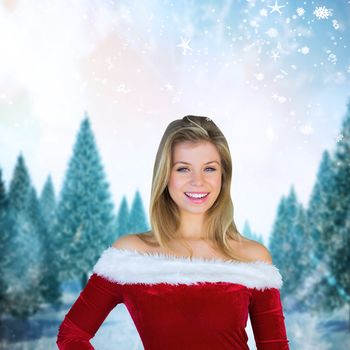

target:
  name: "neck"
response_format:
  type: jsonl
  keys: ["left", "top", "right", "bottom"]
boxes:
{"left": 177, "top": 212, "right": 207, "bottom": 240}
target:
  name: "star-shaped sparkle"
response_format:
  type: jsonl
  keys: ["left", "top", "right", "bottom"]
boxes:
{"left": 271, "top": 50, "right": 280, "bottom": 61}
{"left": 177, "top": 37, "right": 193, "bottom": 55}
{"left": 268, "top": 1, "right": 285, "bottom": 15}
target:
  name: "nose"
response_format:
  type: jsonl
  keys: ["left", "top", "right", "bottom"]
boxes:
{"left": 190, "top": 170, "right": 204, "bottom": 186}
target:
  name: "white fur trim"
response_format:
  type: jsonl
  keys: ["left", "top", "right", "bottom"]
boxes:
{"left": 92, "top": 247, "right": 283, "bottom": 290}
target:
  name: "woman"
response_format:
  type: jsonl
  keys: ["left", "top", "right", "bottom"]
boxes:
{"left": 56, "top": 115, "right": 290, "bottom": 349}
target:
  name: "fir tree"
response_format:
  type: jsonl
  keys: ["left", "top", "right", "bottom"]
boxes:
{"left": 128, "top": 189, "right": 149, "bottom": 234}
{"left": 55, "top": 113, "right": 115, "bottom": 288}
{"left": 0, "top": 167, "right": 10, "bottom": 315}
{"left": 241, "top": 220, "right": 264, "bottom": 244}
{"left": 269, "top": 187, "right": 300, "bottom": 303}
{"left": 0, "top": 168, "right": 6, "bottom": 214}
{"left": 287, "top": 203, "right": 312, "bottom": 311}
{"left": 40, "top": 175, "right": 57, "bottom": 224}
{"left": 115, "top": 195, "right": 130, "bottom": 237}
{"left": 305, "top": 151, "right": 343, "bottom": 312}
{"left": 3, "top": 155, "right": 43, "bottom": 318}
{"left": 8, "top": 153, "right": 31, "bottom": 212}
{"left": 39, "top": 175, "right": 61, "bottom": 306}
{"left": 329, "top": 101, "right": 350, "bottom": 328}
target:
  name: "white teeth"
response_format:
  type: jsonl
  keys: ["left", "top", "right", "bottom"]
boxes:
{"left": 185, "top": 193, "right": 208, "bottom": 199}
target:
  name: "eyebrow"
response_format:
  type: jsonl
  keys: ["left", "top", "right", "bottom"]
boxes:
{"left": 173, "top": 161, "right": 220, "bottom": 165}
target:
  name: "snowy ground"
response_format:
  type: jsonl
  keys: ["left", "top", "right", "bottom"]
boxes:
{"left": 0, "top": 288, "right": 349, "bottom": 350}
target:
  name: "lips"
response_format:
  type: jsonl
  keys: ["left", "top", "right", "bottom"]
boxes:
{"left": 184, "top": 192, "right": 210, "bottom": 204}
{"left": 184, "top": 192, "right": 209, "bottom": 198}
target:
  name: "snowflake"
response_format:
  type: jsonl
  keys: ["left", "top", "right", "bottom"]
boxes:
{"left": 265, "top": 27, "right": 279, "bottom": 38}
{"left": 116, "top": 84, "right": 131, "bottom": 93}
{"left": 326, "top": 50, "right": 337, "bottom": 64}
{"left": 313, "top": 6, "right": 333, "bottom": 20}
{"left": 250, "top": 20, "right": 259, "bottom": 28}
{"left": 278, "top": 96, "right": 287, "bottom": 103}
{"left": 270, "top": 50, "right": 280, "bottom": 61}
{"left": 299, "top": 123, "right": 313, "bottom": 135}
{"left": 272, "top": 93, "right": 287, "bottom": 103}
{"left": 299, "top": 46, "right": 310, "bottom": 54}
{"left": 332, "top": 19, "right": 339, "bottom": 30}
{"left": 260, "top": 8, "right": 268, "bottom": 17}
{"left": 164, "top": 83, "right": 173, "bottom": 91}
{"left": 255, "top": 73, "right": 264, "bottom": 81}
{"left": 177, "top": 37, "right": 193, "bottom": 55}
{"left": 268, "top": 1, "right": 285, "bottom": 15}
{"left": 296, "top": 8, "right": 305, "bottom": 16}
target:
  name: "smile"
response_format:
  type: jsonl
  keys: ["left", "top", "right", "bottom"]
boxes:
{"left": 184, "top": 192, "right": 210, "bottom": 203}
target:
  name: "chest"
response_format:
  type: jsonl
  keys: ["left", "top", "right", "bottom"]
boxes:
{"left": 142, "top": 239, "right": 250, "bottom": 262}
{"left": 123, "top": 282, "right": 251, "bottom": 330}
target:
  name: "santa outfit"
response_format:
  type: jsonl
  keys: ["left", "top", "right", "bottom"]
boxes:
{"left": 57, "top": 247, "right": 290, "bottom": 349}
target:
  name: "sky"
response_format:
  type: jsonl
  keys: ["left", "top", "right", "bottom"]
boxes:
{"left": 0, "top": 0, "right": 349, "bottom": 244}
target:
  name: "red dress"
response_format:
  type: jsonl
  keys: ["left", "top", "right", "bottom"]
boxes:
{"left": 56, "top": 247, "right": 290, "bottom": 349}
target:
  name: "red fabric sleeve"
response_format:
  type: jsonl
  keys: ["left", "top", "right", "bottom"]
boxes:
{"left": 56, "top": 273, "right": 124, "bottom": 350}
{"left": 249, "top": 287, "right": 290, "bottom": 350}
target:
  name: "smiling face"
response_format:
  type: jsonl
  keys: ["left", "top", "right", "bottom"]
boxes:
{"left": 167, "top": 141, "right": 222, "bottom": 216}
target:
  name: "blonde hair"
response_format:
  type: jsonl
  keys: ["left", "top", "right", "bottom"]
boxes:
{"left": 137, "top": 115, "right": 248, "bottom": 261}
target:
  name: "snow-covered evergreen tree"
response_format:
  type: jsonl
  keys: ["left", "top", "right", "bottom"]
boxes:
{"left": 329, "top": 102, "right": 350, "bottom": 327}
{"left": 269, "top": 187, "right": 300, "bottom": 303}
{"left": 127, "top": 189, "right": 149, "bottom": 234}
{"left": 286, "top": 203, "right": 313, "bottom": 311}
{"left": 8, "top": 153, "right": 31, "bottom": 212}
{"left": 269, "top": 196, "right": 289, "bottom": 268}
{"left": 304, "top": 151, "right": 344, "bottom": 312}
{"left": 40, "top": 175, "right": 57, "bottom": 224}
{"left": 39, "top": 175, "right": 61, "bottom": 306}
{"left": 115, "top": 195, "right": 130, "bottom": 238}
{"left": 54, "top": 113, "right": 115, "bottom": 288}
{"left": 0, "top": 167, "right": 9, "bottom": 315}
{"left": 0, "top": 168, "right": 6, "bottom": 214}
{"left": 241, "top": 220, "right": 264, "bottom": 244}
{"left": 3, "top": 154, "right": 43, "bottom": 318}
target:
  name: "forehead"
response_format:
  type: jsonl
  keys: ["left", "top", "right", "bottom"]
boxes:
{"left": 172, "top": 141, "right": 220, "bottom": 160}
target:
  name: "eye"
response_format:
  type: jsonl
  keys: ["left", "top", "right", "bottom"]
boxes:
{"left": 176, "top": 167, "right": 217, "bottom": 172}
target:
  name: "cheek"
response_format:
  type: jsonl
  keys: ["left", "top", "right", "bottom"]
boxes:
{"left": 168, "top": 174, "right": 183, "bottom": 191}
{"left": 210, "top": 174, "right": 222, "bottom": 190}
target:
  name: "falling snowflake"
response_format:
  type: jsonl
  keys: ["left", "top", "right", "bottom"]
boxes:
{"left": 259, "top": 8, "right": 268, "bottom": 17}
{"left": 326, "top": 50, "right": 337, "bottom": 64}
{"left": 116, "top": 84, "right": 131, "bottom": 93}
{"left": 296, "top": 8, "right": 305, "bottom": 16}
{"left": 332, "top": 19, "right": 340, "bottom": 30}
{"left": 272, "top": 93, "right": 287, "bottom": 103}
{"left": 299, "top": 46, "right": 310, "bottom": 54}
{"left": 299, "top": 123, "right": 313, "bottom": 135}
{"left": 268, "top": 1, "right": 285, "bottom": 15}
{"left": 265, "top": 28, "right": 279, "bottom": 38}
{"left": 255, "top": 73, "right": 264, "bottom": 80}
{"left": 177, "top": 37, "right": 193, "bottom": 55}
{"left": 164, "top": 83, "right": 173, "bottom": 91}
{"left": 313, "top": 6, "right": 333, "bottom": 20}
{"left": 270, "top": 50, "right": 280, "bottom": 61}
{"left": 250, "top": 20, "right": 259, "bottom": 28}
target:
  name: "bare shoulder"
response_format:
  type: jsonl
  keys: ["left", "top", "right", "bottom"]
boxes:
{"left": 112, "top": 233, "right": 147, "bottom": 250}
{"left": 241, "top": 238, "right": 273, "bottom": 264}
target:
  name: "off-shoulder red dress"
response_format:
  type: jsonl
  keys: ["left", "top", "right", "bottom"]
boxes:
{"left": 56, "top": 247, "right": 290, "bottom": 349}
